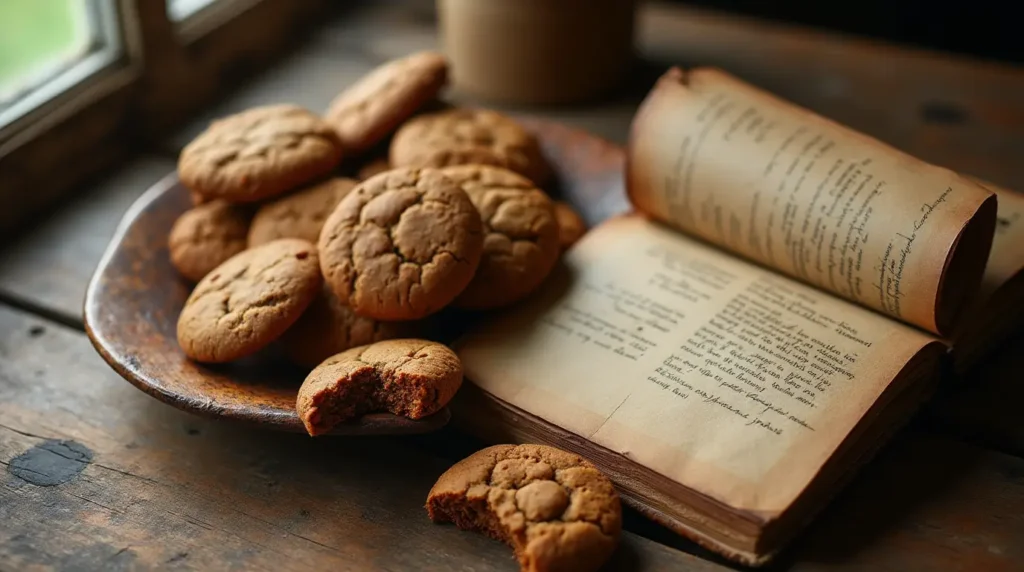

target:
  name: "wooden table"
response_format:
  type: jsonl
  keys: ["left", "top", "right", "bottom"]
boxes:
{"left": 2, "top": 2, "right": 1024, "bottom": 570}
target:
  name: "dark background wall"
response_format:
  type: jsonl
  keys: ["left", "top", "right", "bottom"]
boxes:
{"left": 679, "top": 1, "right": 1022, "bottom": 64}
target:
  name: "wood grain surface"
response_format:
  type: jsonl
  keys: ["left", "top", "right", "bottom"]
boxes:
{"left": 4, "top": 301, "right": 1023, "bottom": 570}
{"left": 784, "top": 433, "right": 1024, "bottom": 572}
{"left": 0, "top": 155, "right": 176, "bottom": 326}
{"left": 1, "top": 305, "right": 715, "bottom": 571}
{"left": 1, "top": 1, "right": 1024, "bottom": 569}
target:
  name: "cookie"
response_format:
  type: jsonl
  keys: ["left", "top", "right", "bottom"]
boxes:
{"left": 326, "top": 51, "right": 448, "bottom": 154}
{"left": 280, "top": 283, "right": 414, "bottom": 368}
{"left": 390, "top": 108, "right": 551, "bottom": 185}
{"left": 553, "top": 201, "right": 587, "bottom": 249}
{"left": 439, "top": 165, "right": 560, "bottom": 309}
{"left": 177, "top": 238, "right": 321, "bottom": 363}
{"left": 169, "top": 200, "right": 251, "bottom": 282}
{"left": 357, "top": 157, "right": 391, "bottom": 181}
{"left": 179, "top": 104, "right": 344, "bottom": 203}
{"left": 296, "top": 339, "right": 462, "bottom": 434}
{"left": 318, "top": 167, "right": 484, "bottom": 321}
{"left": 189, "top": 189, "right": 211, "bottom": 206}
{"left": 247, "top": 177, "right": 358, "bottom": 247}
{"left": 427, "top": 444, "right": 622, "bottom": 572}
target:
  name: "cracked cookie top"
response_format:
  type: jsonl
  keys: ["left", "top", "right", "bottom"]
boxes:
{"left": 326, "top": 51, "right": 448, "bottom": 154}
{"left": 317, "top": 168, "right": 484, "bottom": 321}
{"left": 179, "top": 105, "right": 343, "bottom": 203}
{"left": 389, "top": 108, "right": 551, "bottom": 185}
{"left": 169, "top": 200, "right": 252, "bottom": 283}
{"left": 248, "top": 177, "right": 358, "bottom": 247}
{"left": 440, "top": 165, "right": 561, "bottom": 309}
{"left": 296, "top": 338, "right": 462, "bottom": 435}
{"left": 176, "top": 238, "right": 321, "bottom": 363}
{"left": 427, "top": 444, "right": 622, "bottom": 572}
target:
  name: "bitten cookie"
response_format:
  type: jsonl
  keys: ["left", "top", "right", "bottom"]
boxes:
{"left": 169, "top": 200, "right": 251, "bottom": 282}
{"left": 553, "top": 201, "right": 587, "bottom": 250}
{"left": 247, "top": 177, "right": 358, "bottom": 247}
{"left": 390, "top": 108, "right": 550, "bottom": 185}
{"left": 357, "top": 157, "right": 391, "bottom": 181}
{"left": 326, "top": 51, "right": 448, "bottom": 154}
{"left": 296, "top": 339, "right": 462, "bottom": 435}
{"left": 318, "top": 168, "right": 484, "bottom": 321}
{"left": 179, "top": 104, "right": 344, "bottom": 203}
{"left": 427, "top": 444, "right": 622, "bottom": 572}
{"left": 280, "top": 283, "right": 413, "bottom": 368}
{"left": 440, "top": 165, "right": 560, "bottom": 309}
{"left": 177, "top": 238, "right": 321, "bottom": 362}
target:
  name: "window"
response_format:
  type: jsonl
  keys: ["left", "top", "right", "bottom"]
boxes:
{"left": 0, "top": 0, "right": 121, "bottom": 129}
{"left": 167, "top": 0, "right": 220, "bottom": 22}
{"left": 0, "top": 1, "right": 90, "bottom": 102}
{"left": 0, "top": 0, "right": 333, "bottom": 234}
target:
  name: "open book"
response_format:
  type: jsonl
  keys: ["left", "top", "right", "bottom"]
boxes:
{"left": 451, "top": 68, "right": 1024, "bottom": 565}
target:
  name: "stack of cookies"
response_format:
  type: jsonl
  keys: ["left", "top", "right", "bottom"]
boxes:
{"left": 169, "top": 51, "right": 588, "bottom": 437}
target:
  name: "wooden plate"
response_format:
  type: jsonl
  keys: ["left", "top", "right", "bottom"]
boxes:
{"left": 83, "top": 118, "right": 628, "bottom": 436}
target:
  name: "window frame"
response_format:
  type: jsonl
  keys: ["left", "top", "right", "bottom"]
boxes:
{"left": 0, "top": 0, "right": 331, "bottom": 234}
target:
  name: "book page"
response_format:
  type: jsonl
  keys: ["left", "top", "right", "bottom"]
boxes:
{"left": 456, "top": 215, "right": 938, "bottom": 514}
{"left": 950, "top": 180, "right": 1024, "bottom": 369}
{"left": 969, "top": 180, "right": 1024, "bottom": 303}
{"left": 628, "top": 67, "right": 997, "bottom": 335}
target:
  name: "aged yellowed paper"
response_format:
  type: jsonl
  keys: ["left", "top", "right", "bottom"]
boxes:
{"left": 457, "top": 215, "right": 935, "bottom": 513}
{"left": 970, "top": 181, "right": 1024, "bottom": 304}
{"left": 628, "top": 68, "right": 996, "bottom": 334}
{"left": 950, "top": 180, "right": 1024, "bottom": 368}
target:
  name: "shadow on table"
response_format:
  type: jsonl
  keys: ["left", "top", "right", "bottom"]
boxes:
{"left": 769, "top": 427, "right": 980, "bottom": 570}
